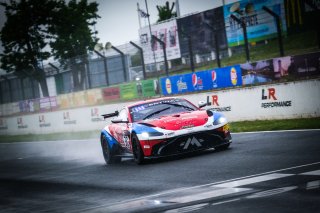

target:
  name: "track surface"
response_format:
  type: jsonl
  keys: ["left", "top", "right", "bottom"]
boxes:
{"left": 0, "top": 130, "right": 319, "bottom": 212}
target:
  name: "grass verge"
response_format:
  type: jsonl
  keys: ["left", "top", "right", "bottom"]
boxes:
{"left": 230, "top": 117, "right": 320, "bottom": 133}
{"left": 0, "top": 117, "right": 319, "bottom": 143}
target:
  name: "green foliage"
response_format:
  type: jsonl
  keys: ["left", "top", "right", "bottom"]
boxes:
{"left": 0, "top": 0, "right": 100, "bottom": 94}
{"left": 156, "top": 1, "right": 177, "bottom": 23}
{"left": 50, "top": 0, "right": 99, "bottom": 59}
{"left": 49, "top": 0, "right": 100, "bottom": 91}
{"left": 0, "top": 0, "right": 63, "bottom": 96}
{"left": 230, "top": 117, "right": 320, "bottom": 133}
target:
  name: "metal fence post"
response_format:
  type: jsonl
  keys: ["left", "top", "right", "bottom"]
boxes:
{"left": 262, "top": 6, "right": 284, "bottom": 56}
{"left": 152, "top": 35, "right": 169, "bottom": 76}
{"left": 230, "top": 14, "right": 250, "bottom": 62}
{"left": 130, "top": 41, "right": 146, "bottom": 79}
{"left": 94, "top": 50, "right": 109, "bottom": 86}
{"left": 178, "top": 29, "right": 195, "bottom": 72}
{"left": 111, "top": 46, "right": 127, "bottom": 82}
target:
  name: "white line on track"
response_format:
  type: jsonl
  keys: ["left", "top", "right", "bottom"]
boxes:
{"left": 90, "top": 161, "right": 320, "bottom": 209}
{"left": 211, "top": 198, "right": 241, "bottom": 206}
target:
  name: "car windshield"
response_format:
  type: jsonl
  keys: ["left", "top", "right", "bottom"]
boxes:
{"left": 129, "top": 99, "right": 197, "bottom": 122}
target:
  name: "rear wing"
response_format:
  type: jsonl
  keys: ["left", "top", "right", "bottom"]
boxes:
{"left": 101, "top": 111, "right": 119, "bottom": 119}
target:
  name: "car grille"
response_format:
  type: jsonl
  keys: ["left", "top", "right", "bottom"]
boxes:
{"left": 151, "top": 129, "right": 231, "bottom": 156}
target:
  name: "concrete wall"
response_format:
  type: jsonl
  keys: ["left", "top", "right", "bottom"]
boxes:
{"left": 0, "top": 79, "right": 319, "bottom": 135}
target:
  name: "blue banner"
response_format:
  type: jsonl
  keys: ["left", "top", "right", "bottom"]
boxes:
{"left": 223, "top": 0, "right": 287, "bottom": 47}
{"left": 160, "top": 65, "right": 242, "bottom": 96}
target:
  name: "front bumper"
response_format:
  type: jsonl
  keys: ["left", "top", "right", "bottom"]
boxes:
{"left": 148, "top": 129, "right": 232, "bottom": 157}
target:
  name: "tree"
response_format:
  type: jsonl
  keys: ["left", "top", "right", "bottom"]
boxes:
{"left": 0, "top": 0, "right": 99, "bottom": 96}
{"left": 50, "top": 0, "right": 99, "bottom": 91}
{"left": 0, "top": 0, "right": 63, "bottom": 97}
{"left": 156, "top": 1, "right": 177, "bottom": 23}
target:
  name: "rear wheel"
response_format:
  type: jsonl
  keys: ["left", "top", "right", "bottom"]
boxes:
{"left": 131, "top": 134, "right": 145, "bottom": 165}
{"left": 101, "top": 136, "right": 121, "bottom": 164}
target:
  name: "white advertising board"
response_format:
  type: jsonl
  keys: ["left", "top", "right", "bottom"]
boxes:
{"left": 139, "top": 19, "right": 181, "bottom": 64}
{"left": 0, "top": 79, "right": 319, "bottom": 135}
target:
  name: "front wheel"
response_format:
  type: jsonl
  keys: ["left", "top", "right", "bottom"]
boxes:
{"left": 131, "top": 134, "right": 145, "bottom": 165}
{"left": 101, "top": 136, "right": 121, "bottom": 165}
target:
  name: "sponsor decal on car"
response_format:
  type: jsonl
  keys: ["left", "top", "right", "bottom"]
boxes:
{"left": 180, "top": 136, "right": 204, "bottom": 150}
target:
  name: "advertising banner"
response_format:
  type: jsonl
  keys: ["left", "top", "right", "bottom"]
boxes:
{"left": 272, "top": 52, "right": 320, "bottom": 80}
{"left": 177, "top": 7, "right": 227, "bottom": 56}
{"left": 224, "top": 0, "right": 287, "bottom": 47}
{"left": 120, "top": 83, "right": 138, "bottom": 100}
{"left": 86, "top": 88, "right": 103, "bottom": 105}
{"left": 241, "top": 59, "right": 275, "bottom": 85}
{"left": 141, "top": 79, "right": 156, "bottom": 97}
{"left": 39, "top": 97, "right": 58, "bottom": 111}
{"left": 139, "top": 19, "right": 181, "bottom": 64}
{"left": 160, "top": 65, "right": 242, "bottom": 96}
{"left": 72, "top": 92, "right": 86, "bottom": 107}
{"left": 18, "top": 99, "right": 39, "bottom": 113}
{"left": 242, "top": 52, "right": 320, "bottom": 85}
{"left": 102, "top": 87, "right": 120, "bottom": 102}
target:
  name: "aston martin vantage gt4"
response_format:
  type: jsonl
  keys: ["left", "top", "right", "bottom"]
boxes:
{"left": 100, "top": 97, "right": 232, "bottom": 164}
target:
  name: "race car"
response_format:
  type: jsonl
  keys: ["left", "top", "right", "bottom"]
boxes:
{"left": 100, "top": 97, "right": 232, "bottom": 165}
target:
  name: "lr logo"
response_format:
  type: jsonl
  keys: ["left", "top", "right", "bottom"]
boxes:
{"left": 262, "top": 88, "right": 277, "bottom": 100}
{"left": 212, "top": 95, "right": 219, "bottom": 106}
{"left": 205, "top": 95, "right": 232, "bottom": 112}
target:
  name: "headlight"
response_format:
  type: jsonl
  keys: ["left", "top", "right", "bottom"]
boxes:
{"left": 140, "top": 131, "right": 164, "bottom": 139}
{"left": 217, "top": 117, "right": 227, "bottom": 124}
{"left": 141, "top": 132, "right": 149, "bottom": 139}
{"left": 213, "top": 113, "right": 227, "bottom": 125}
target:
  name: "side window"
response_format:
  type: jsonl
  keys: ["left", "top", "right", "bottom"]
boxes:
{"left": 118, "top": 108, "right": 128, "bottom": 121}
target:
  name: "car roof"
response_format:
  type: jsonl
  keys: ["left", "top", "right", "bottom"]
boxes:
{"left": 127, "top": 97, "right": 183, "bottom": 108}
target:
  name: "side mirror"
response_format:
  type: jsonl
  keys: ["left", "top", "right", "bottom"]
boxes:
{"left": 198, "top": 101, "right": 207, "bottom": 108}
{"left": 111, "top": 118, "right": 129, "bottom": 123}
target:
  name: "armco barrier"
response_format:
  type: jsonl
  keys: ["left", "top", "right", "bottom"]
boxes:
{"left": 0, "top": 79, "right": 319, "bottom": 136}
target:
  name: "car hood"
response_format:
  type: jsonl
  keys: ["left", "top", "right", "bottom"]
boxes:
{"left": 138, "top": 110, "right": 209, "bottom": 131}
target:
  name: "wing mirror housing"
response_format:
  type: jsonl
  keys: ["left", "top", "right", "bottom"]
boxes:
{"left": 111, "top": 118, "right": 129, "bottom": 123}
{"left": 198, "top": 101, "right": 208, "bottom": 108}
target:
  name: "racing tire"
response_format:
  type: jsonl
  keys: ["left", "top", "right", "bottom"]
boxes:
{"left": 101, "top": 136, "right": 121, "bottom": 165}
{"left": 131, "top": 134, "right": 145, "bottom": 165}
{"left": 215, "top": 143, "right": 230, "bottom": 151}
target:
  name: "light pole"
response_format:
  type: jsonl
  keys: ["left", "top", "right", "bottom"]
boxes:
{"left": 144, "top": 0, "right": 157, "bottom": 72}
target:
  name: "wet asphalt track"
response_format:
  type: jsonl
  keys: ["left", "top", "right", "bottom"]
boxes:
{"left": 0, "top": 130, "right": 319, "bottom": 213}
